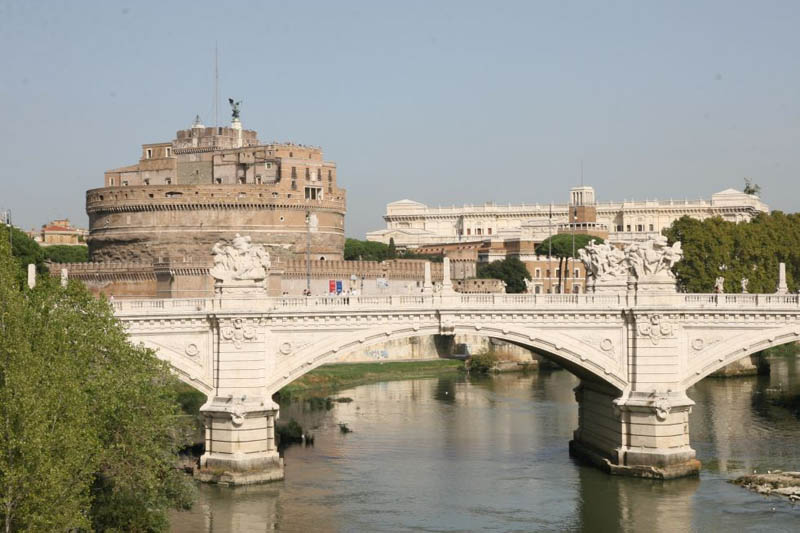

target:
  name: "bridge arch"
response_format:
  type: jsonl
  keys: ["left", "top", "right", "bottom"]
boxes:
{"left": 683, "top": 325, "right": 800, "bottom": 388}
{"left": 135, "top": 339, "right": 214, "bottom": 396}
{"left": 267, "top": 322, "right": 627, "bottom": 395}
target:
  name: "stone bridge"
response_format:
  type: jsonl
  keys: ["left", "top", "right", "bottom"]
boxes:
{"left": 112, "top": 290, "right": 800, "bottom": 484}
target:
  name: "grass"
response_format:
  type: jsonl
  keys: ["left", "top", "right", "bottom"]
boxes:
{"left": 276, "top": 359, "right": 463, "bottom": 400}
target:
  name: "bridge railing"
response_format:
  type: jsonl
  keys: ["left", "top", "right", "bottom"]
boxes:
{"left": 109, "top": 292, "right": 800, "bottom": 315}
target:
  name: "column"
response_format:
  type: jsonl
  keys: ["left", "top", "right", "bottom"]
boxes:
{"left": 569, "top": 382, "right": 700, "bottom": 479}
{"left": 195, "top": 316, "right": 284, "bottom": 485}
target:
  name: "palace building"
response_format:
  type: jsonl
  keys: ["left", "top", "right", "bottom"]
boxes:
{"left": 87, "top": 114, "right": 346, "bottom": 264}
{"left": 366, "top": 186, "right": 768, "bottom": 249}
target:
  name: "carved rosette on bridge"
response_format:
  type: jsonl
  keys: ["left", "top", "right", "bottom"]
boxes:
{"left": 579, "top": 236, "right": 682, "bottom": 294}
{"left": 210, "top": 234, "right": 271, "bottom": 296}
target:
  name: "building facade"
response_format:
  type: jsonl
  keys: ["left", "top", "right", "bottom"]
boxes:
{"left": 366, "top": 186, "right": 768, "bottom": 249}
{"left": 28, "top": 219, "right": 88, "bottom": 246}
{"left": 87, "top": 115, "right": 346, "bottom": 264}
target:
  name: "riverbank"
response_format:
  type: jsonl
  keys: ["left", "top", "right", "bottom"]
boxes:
{"left": 276, "top": 358, "right": 464, "bottom": 399}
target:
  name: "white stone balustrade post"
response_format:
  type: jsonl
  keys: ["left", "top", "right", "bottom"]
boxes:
{"left": 777, "top": 262, "right": 788, "bottom": 294}
{"left": 27, "top": 264, "right": 35, "bottom": 289}
{"left": 422, "top": 261, "right": 433, "bottom": 295}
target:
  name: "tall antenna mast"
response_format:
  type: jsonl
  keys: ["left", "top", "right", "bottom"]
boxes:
{"left": 580, "top": 159, "right": 584, "bottom": 186}
{"left": 214, "top": 42, "right": 219, "bottom": 127}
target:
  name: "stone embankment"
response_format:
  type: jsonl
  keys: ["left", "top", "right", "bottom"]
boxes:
{"left": 732, "top": 471, "right": 800, "bottom": 501}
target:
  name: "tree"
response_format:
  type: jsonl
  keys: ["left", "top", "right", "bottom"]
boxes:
{"left": 388, "top": 238, "right": 397, "bottom": 259}
{"left": 42, "top": 244, "right": 89, "bottom": 263}
{"left": 535, "top": 234, "right": 604, "bottom": 292}
{"left": 1, "top": 224, "right": 46, "bottom": 278}
{"left": 344, "top": 238, "right": 392, "bottom": 261}
{"left": 477, "top": 257, "right": 531, "bottom": 293}
{"left": 663, "top": 212, "right": 800, "bottom": 293}
{"left": 0, "top": 224, "right": 194, "bottom": 531}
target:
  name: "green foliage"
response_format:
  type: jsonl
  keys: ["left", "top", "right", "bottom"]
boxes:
{"left": 399, "top": 250, "right": 444, "bottom": 262}
{"left": 0, "top": 235, "right": 194, "bottom": 531}
{"left": 468, "top": 351, "right": 498, "bottom": 374}
{"left": 663, "top": 212, "right": 800, "bottom": 293}
{"left": 477, "top": 257, "right": 531, "bottom": 293}
{"left": 535, "top": 234, "right": 604, "bottom": 258}
{"left": 344, "top": 238, "right": 392, "bottom": 261}
{"left": 345, "top": 238, "right": 444, "bottom": 263}
{"left": 0, "top": 223, "right": 46, "bottom": 278}
{"left": 43, "top": 244, "right": 89, "bottom": 263}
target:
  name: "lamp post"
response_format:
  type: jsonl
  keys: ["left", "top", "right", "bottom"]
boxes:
{"left": 305, "top": 210, "right": 311, "bottom": 292}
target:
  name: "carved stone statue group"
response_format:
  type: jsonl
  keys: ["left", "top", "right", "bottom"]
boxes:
{"left": 578, "top": 236, "right": 683, "bottom": 291}
{"left": 210, "top": 234, "right": 271, "bottom": 282}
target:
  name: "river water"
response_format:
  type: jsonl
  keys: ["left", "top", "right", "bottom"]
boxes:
{"left": 171, "top": 355, "right": 800, "bottom": 532}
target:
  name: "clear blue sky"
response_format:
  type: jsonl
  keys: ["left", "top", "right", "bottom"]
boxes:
{"left": 1, "top": 0, "right": 799, "bottom": 237}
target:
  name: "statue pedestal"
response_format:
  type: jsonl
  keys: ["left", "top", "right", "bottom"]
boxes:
{"left": 215, "top": 279, "right": 267, "bottom": 296}
{"left": 635, "top": 276, "right": 678, "bottom": 293}
{"left": 592, "top": 278, "right": 628, "bottom": 294}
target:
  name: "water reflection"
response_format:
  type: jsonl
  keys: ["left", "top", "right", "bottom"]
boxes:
{"left": 171, "top": 357, "right": 800, "bottom": 532}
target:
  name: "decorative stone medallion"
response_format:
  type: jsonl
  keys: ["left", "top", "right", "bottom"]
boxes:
{"left": 221, "top": 318, "right": 257, "bottom": 349}
{"left": 637, "top": 315, "right": 674, "bottom": 345}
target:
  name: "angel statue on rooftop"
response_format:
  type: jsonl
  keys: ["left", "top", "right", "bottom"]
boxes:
{"left": 228, "top": 98, "right": 242, "bottom": 119}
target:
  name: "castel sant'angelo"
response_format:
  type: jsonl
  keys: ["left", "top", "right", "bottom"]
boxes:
{"left": 87, "top": 104, "right": 345, "bottom": 264}
{"left": 56, "top": 103, "right": 449, "bottom": 298}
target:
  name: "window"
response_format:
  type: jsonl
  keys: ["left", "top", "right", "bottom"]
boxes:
{"left": 466, "top": 228, "right": 471, "bottom": 235}
{"left": 487, "top": 228, "right": 492, "bottom": 235}
{"left": 122, "top": 180, "right": 128, "bottom": 186}
{"left": 476, "top": 228, "right": 482, "bottom": 235}
{"left": 626, "top": 224, "right": 631, "bottom": 232}
{"left": 215, "top": 178, "right": 222, "bottom": 184}
{"left": 555, "top": 269, "right": 561, "bottom": 278}
{"left": 289, "top": 152, "right": 293, "bottom": 157}
{"left": 636, "top": 224, "right": 644, "bottom": 232}
{"left": 291, "top": 167, "right": 297, "bottom": 178}
{"left": 573, "top": 284, "right": 581, "bottom": 294}
{"left": 256, "top": 176, "right": 262, "bottom": 184}
{"left": 266, "top": 162, "right": 272, "bottom": 169}
{"left": 238, "top": 177, "right": 246, "bottom": 184}
{"left": 305, "top": 168, "right": 310, "bottom": 181}
{"left": 166, "top": 147, "right": 171, "bottom": 157}
{"left": 165, "top": 177, "right": 172, "bottom": 185}
{"left": 535, "top": 268, "right": 541, "bottom": 278}
{"left": 146, "top": 149, "right": 152, "bottom": 159}
{"left": 535, "top": 285, "right": 541, "bottom": 294}
{"left": 546, "top": 269, "right": 550, "bottom": 277}
{"left": 574, "top": 268, "right": 580, "bottom": 278}
{"left": 305, "top": 187, "right": 323, "bottom": 200}
{"left": 143, "top": 179, "right": 150, "bottom": 185}
{"left": 649, "top": 223, "right": 655, "bottom": 231}
{"left": 617, "top": 224, "right": 623, "bottom": 231}
{"left": 328, "top": 170, "right": 332, "bottom": 181}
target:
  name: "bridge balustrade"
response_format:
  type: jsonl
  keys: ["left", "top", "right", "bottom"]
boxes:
{"left": 109, "top": 292, "right": 800, "bottom": 316}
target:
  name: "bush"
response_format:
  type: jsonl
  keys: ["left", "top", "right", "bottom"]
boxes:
{"left": 468, "top": 350, "right": 498, "bottom": 374}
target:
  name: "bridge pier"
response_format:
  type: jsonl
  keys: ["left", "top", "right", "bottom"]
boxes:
{"left": 570, "top": 382, "right": 700, "bottom": 479}
{"left": 195, "top": 396, "right": 284, "bottom": 485}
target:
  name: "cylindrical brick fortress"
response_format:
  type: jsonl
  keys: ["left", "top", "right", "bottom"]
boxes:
{"left": 86, "top": 184, "right": 346, "bottom": 263}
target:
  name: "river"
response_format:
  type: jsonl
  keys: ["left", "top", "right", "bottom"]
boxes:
{"left": 170, "top": 355, "right": 800, "bottom": 532}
